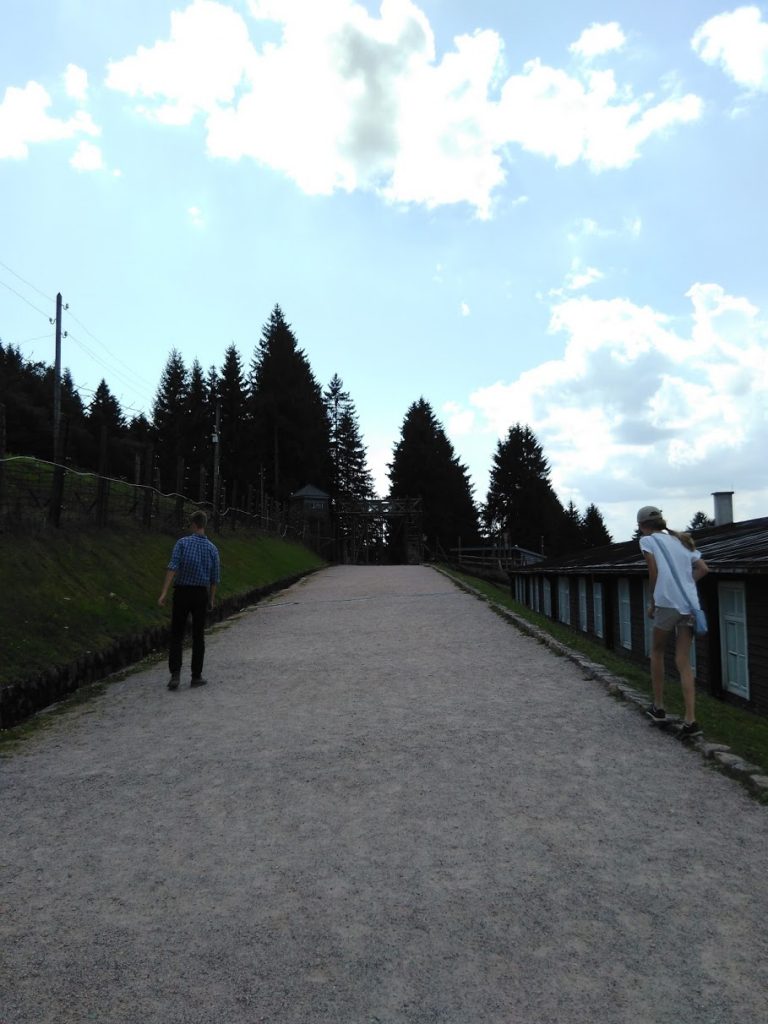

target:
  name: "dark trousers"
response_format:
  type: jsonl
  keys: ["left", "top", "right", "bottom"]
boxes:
{"left": 169, "top": 586, "right": 209, "bottom": 678}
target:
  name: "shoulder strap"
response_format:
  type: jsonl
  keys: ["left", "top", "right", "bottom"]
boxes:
{"left": 649, "top": 535, "right": 694, "bottom": 612}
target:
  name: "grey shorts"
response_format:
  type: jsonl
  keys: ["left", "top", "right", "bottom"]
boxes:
{"left": 654, "top": 606, "right": 694, "bottom": 632}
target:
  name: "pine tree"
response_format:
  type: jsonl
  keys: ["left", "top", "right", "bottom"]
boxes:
{"left": 560, "top": 500, "right": 584, "bottom": 554}
{"left": 152, "top": 349, "right": 189, "bottom": 492}
{"left": 87, "top": 379, "right": 126, "bottom": 435}
{"left": 324, "top": 374, "right": 374, "bottom": 500}
{"left": 251, "top": 305, "right": 332, "bottom": 502}
{"left": 581, "top": 503, "right": 613, "bottom": 548}
{"left": 388, "top": 398, "right": 479, "bottom": 555}
{"left": 482, "top": 424, "right": 565, "bottom": 554}
{"left": 183, "top": 360, "right": 212, "bottom": 499}
{"left": 688, "top": 510, "right": 715, "bottom": 531}
{"left": 218, "top": 344, "right": 249, "bottom": 506}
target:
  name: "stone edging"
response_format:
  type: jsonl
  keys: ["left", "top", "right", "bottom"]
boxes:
{"left": 436, "top": 567, "right": 768, "bottom": 803}
{"left": 0, "top": 569, "right": 320, "bottom": 731}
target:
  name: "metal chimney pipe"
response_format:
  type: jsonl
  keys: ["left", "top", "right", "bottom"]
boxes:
{"left": 712, "top": 491, "right": 734, "bottom": 526}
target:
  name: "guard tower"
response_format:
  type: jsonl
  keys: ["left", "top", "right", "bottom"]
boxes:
{"left": 333, "top": 497, "right": 422, "bottom": 565}
{"left": 289, "top": 484, "right": 330, "bottom": 521}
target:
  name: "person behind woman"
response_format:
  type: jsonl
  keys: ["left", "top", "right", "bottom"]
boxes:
{"left": 637, "top": 505, "right": 709, "bottom": 738}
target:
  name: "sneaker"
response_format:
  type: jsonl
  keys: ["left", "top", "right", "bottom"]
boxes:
{"left": 646, "top": 704, "right": 666, "bottom": 722}
{"left": 190, "top": 676, "right": 208, "bottom": 687}
{"left": 678, "top": 720, "right": 703, "bottom": 739}
{"left": 167, "top": 674, "right": 180, "bottom": 691}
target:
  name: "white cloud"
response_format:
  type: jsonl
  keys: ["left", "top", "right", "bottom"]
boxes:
{"left": 443, "top": 400, "right": 475, "bottom": 436}
{"left": 70, "top": 140, "right": 104, "bottom": 171}
{"left": 0, "top": 80, "right": 99, "bottom": 159}
{"left": 104, "top": 0, "right": 704, "bottom": 215}
{"left": 692, "top": 6, "right": 768, "bottom": 91}
{"left": 570, "top": 22, "right": 627, "bottom": 60}
{"left": 567, "top": 216, "right": 641, "bottom": 242}
{"left": 460, "top": 302, "right": 471, "bottom": 316}
{"left": 452, "top": 284, "right": 768, "bottom": 532}
{"left": 64, "top": 64, "right": 89, "bottom": 101}
{"left": 105, "top": 0, "right": 255, "bottom": 124}
{"left": 188, "top": 205, "right": 205, "bottom": 226}
{"left": 498, "top": 61, "right": 702, "bottom": 171}
{"left": 549, "top": 261, "right": 604, "bottom": 297}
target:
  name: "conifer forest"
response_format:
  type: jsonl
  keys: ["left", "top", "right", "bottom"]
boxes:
{"left": 0, "top": 304, "right": 613, "bottom": 557}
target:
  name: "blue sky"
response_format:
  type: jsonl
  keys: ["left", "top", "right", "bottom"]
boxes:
{"left": 2, "top": 0, "right": 767, "bottom": 540}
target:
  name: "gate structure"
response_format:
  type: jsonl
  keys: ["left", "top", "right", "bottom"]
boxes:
{"left": 333, "top": 497, "right": 423, "bottom": 565}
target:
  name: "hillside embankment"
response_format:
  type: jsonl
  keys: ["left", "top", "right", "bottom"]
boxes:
{"left": 0, "top": 527, "right": 324, "bottom": 728}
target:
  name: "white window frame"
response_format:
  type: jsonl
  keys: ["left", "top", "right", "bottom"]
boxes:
{"left": 578, "top": 578, "right": 588, "bottom": 632}
{"left": 558, "top": 576, "right": 570, "bottom": 625}
{"left": 543, "top": 578, "right": 552, "bottom": 617}
{"left": 593, "top": 581, "right": 604, "bottom": 639}
{"left": 719, "top": 582, "right": 750, "bottom": 699}
{"left": 618, "top": 578, "right": 632, "bottom": 650}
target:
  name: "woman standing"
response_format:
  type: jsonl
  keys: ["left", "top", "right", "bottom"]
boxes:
{"left": 637, "top": 505, "right": 709, "bottom": 738}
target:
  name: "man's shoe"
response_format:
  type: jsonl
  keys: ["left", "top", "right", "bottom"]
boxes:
{"left": 678, "top": 720, "right": 703, "bottom": 739}
{"left": 167, "top": 674, "right": 180, "bottom": 691}
{"left": 190, "top": 676, "right": 208, "bottom": 687}
{"left": 646, "top": 704, "right": 666, "bottom": 722}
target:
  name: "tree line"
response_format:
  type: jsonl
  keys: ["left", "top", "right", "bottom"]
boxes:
{"left": 1, "top": 303, "right": 615, "bottom": 556}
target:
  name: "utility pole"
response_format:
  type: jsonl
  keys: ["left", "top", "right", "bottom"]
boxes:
{"left": 212, "top": 399, "right": 221, "bottom": 530}
{"left": 50, "top": 292, "right": 68, "bottom": 462}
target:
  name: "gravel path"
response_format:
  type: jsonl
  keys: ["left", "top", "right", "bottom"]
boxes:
{"left": 2, "top": 565, "right": 767, "bottom": 1024}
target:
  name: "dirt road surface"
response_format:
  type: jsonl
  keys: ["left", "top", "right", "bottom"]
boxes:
{"left": 2, "top": 565, "right": 767, "bottom": 1024}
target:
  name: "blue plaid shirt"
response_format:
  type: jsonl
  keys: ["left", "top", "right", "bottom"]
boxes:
{"left": 168, "top": 534, "right": 220, "bottom": 587}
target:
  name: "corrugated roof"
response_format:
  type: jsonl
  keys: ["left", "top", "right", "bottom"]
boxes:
{"left": 515, "top": 516, "right": 768, "bottom": 576}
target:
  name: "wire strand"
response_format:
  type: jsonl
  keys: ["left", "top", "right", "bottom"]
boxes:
{"left": 66, "top": 308, "right": 155, "bottom": 390}
{"left": 0, "top": 277, "right": 51, "bottom": 319}
{"left": 0, "top": 258, "right": 54, "bottom": 303}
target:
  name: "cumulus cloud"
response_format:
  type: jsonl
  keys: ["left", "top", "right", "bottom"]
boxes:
{"left": 104, "top": 0, "right": 704, "bottom": 215}
{"left": 460, "top": 302, "right": 471, "bottom": 316}
{"left": 70, "top": 140, "right": 104, "bottom": 171}
{"left": 0, "top": 80, "right": 99, "bottom": 159}
{"left": 64, "top": 64, "right": 89, "bottom": 101}
{"left": 188, "top": 205, "right": 205, "bottom": 226}
{"left": 692, "top": 5, "right": 768, "bottom": 91}
{"left": 570, "top": 22, "right": 627, "bottom": 60}
{"left": 105, "top": 0, "right": 255, "bottom": 124}
{"left": 550, "top": 262, "right": 604, "bottom": 296}
{"left": 498, "top": 62, "right": 701, "bottom": 171}
{"left": 451, "top": 284, "right": 768, "bottom": 529}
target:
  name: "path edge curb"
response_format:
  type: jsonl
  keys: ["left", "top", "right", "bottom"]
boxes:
{"left": 434, "top": 566, "right": 768, "bottom": 803}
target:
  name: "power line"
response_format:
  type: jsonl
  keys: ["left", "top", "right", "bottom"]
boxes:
{"left": 0, "top": 258, "right": 54, "bottom": 303}
{"left": 0, "top": 258, "right": 155, "bottom": 397}
{"left": 66, "top": 307, "right": 155, "bottom": 391}
{"left": 0, "top": 277, "right": 50, "bottom": 319}
{"left": 70, "top": 377, "right": 148, "bottom": 418}
{"left": 67, "top": 330, "right": 154, "bottom": 407}
{"left": 14, "top": 333, "right": 54, "bottom": 346}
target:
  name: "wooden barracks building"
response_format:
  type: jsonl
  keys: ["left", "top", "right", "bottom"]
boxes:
{"left": 507, "top": 493, "right": 768, "bottom": 716}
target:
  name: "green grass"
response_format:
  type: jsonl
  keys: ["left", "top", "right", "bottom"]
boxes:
{"left": 0, "top": 527, "right": 324, "bottom": 686}
{"left": 442, "top": 566, "right": 768, "bottom": 779}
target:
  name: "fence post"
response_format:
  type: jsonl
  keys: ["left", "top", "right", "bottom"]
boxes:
{"left": 47, "top": 416, "right": 68, "bottom": 528}
{"left": 0, "top": 403, "right": 5, "bottom": 512}
{"left": 230, "top": 481, "right": 239, "bottom": 531}
{"left": 96, "top": 425, "right": 109, "bottom": 527}
{"left": 175, "top": 456, "right": 185, "bottom": 528}
{"left": 199, "top": 464, "right": 207, "bottom": 504}
{"left": 142, "top": 445, "right": 153, "bottom": 528}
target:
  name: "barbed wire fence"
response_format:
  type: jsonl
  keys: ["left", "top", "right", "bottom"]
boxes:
{"left": 0, "top": 454, "right": 334, "bottom": 557}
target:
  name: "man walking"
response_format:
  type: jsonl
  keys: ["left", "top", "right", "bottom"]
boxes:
{"left": 158, "top": 510, "right": 221, "bottom": 690}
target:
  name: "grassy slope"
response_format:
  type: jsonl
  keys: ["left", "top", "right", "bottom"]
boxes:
{"left": 1, "top": 528, "right": 325, "bottom": 686}
{"left": 443, "top": 567, "right": 768, "bottom": 779}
